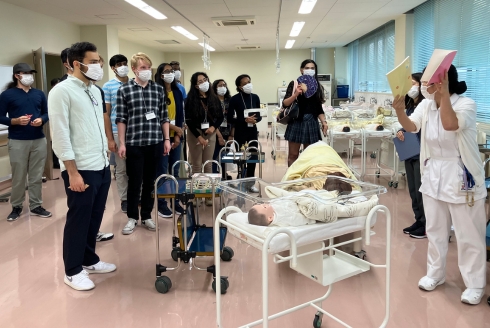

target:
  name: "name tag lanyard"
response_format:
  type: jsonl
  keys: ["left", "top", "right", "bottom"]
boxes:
{"left": 200, "top": 100, "right": 209, "bottom": 129}
{"left": 84, "top": 88, "right": 105, "bottom": 156}
{"left": 241, "top": 93, "right": 254, "bottom": 127}
{"left": 221, "top": 100, "right": 228, "bottom": 127}
{"left": 139, "top": 85, "right": 156, "bottom": 120}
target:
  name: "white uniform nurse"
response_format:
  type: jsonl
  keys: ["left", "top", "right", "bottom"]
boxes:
{"left": 393, "top": 64, "right": 486, "bottom": 305}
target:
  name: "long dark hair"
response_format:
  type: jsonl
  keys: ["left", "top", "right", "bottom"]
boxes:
{"left": 185, "top": 72, "right": 221, "bottom": 121}
{"left": 405, "top": 72, "right": 424, "bottom": 108}
{"left": 155, "top": 63, "right": 178, "bottom": 105}
{"left": 212, "top": 79, "right": 231, "bottom": 100}
{"left": 5, "top": 74, "right": 18, "bottom": 90}
{"left": 300, "top": 59, "right": 325, "bottom": 104}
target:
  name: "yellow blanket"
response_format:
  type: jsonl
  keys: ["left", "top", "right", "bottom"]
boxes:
{"left": 282, "top": 141, "right": 357, "bottom": 190}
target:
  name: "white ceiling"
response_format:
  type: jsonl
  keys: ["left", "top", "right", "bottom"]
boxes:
{"left": 3, "top": 0, "right": 427, "bottom": 52}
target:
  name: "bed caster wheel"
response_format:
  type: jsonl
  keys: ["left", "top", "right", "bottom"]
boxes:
{"left": 402, "top": 173, "right": 406, "bottom": 177}
{"left": 220, "top": 246, "right": 234, "bottom": 262}
{"left": 42, "top": 177, "right": 47, "bottom": 183}
{"left": 375, "top": 171, "right": 380, "bottom": 178}
{"left": 354, "top": 250, "right": 367, "bottom": 260}
{"left": 388, "top": 181, "right": 393, "bottom": 187}
{"left": 212, "top": 277, "right": 229, "bottom": 294}
{"left": 155, "top": 276, "right": 172, "bottom": 294}
{"left": 313, "top": 311, "right": 323, "bottom": 328}
{"left": 171, "top": 247, "right": 180, "bottom": 261}
{"left": 393, "top": 182, "right": 398, "bottom": 188}
{"left": 370, "top": 153, "right": 376, "bottom": 159}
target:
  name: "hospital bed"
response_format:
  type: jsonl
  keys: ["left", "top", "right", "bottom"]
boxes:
{"left": 271, "top": 107, "right": 288, "bottom": 160}
{"left": 152, "top": 161, "right": 233, "bottom": 294}
{"left": 213, "top": 176, "right": 391, "bottom": 328}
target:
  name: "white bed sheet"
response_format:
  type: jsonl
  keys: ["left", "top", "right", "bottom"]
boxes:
{"left": 226, "top": 212, "right": 377, "bottom": 254}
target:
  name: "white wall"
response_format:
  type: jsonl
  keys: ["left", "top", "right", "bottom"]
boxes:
{"left": 165, "top": 49, "right": 317, "bottom": 104}
{"left": 0, "top": 1, "right": 80, "bottom": 66}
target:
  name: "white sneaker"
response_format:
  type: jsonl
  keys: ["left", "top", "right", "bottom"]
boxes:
{"left": 122, "top": 218, "right": 137, "bottom": 235}
{"left": 418, "top": 276, "right": 445, "bottom": 291}
{"left": 64, "top": 269, "right": 95, "bottom": 291}
{"left": 461, "top": 288, "right": 485, "bottom": 305}
{"left": 96, "top": 231, "right": 114, "bottom": 242}
{"left": 142, "top": 219, "right": 156, "bottom": 231}
{"left": 83, "top": 261, "right": 117, "bottom": 274}
{"left": 248, "top": 186, "right": 259, "bottom": 193}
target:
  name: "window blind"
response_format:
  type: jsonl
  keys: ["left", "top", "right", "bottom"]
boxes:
{"left": 348, "top": 21, "right": 395, "bottom": 94}
{"left": 413, "top": 0, "right": 490, "bottom": 123}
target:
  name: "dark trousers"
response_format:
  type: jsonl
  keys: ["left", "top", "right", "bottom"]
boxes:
{"left": 212, "top": 139, "right": 227, "bottom": 178}
{"left": 126, "top": 143, "right": 161, "bottom": 221}
{"left": 405, "top": 158, "right": 425, "bottom": 225}
{"left": 62, "top": 166, "right": 111, "bottom": 276}
{"left": 236, "top": 130, "right": 258, "bottom": 178}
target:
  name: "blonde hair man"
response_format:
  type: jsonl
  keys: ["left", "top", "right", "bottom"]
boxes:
{"left": 116, "top": 52, "right": 171, "bottom": 235}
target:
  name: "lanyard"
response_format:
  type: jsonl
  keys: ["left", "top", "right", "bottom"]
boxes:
{"left": 200, "top": 100, "right": 208, "bottom": 123}
{"left": 240, "top": 93, "right": 252, "bottom": 110}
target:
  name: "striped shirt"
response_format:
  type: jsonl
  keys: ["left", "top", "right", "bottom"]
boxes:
{"left": 102, "top": 78, "right": 124, "bottom": 134}
{"left": 115, "top": 79, "right": 169, "bottom": 146}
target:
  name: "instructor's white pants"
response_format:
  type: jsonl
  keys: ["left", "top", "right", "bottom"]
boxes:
{"left": 422, "top": 195, "right": 486, "bottom": 288}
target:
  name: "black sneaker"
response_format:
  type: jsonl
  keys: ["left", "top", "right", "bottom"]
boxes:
{"left": 174, "top": 203, "right": 185, "bottom": 215}
{"left": 409, "top": 227, "right": 427, "bottom": 239}
{"left": 7, "top": 207, "right": 22, "bottom": 222}
{"left": 30, "top": 206, "right": 52, "bottom": 218}
{"left": 403, "top": 221, "right": 420, "bottom": 234}
{"left": 121, "top": 200, "right": 128, "bottom": 213}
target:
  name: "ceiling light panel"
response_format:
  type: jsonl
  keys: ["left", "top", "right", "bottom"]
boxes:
{"left": 125, "top": 0, "right": 167, "bottom": 20}
{"left": 298, "top": 0, "right": 317, "bottom": 14}
{"left": 289, "top": 22, "right": 305, "bottom": 37}
{"left": 199, "top": 43, "right": 216, "bottom": 51}
{"left": 285, "top": 40, "right": 296, "bottom": 49}
{"left": 171, "top": 26, "right": 199, "bottom": 40}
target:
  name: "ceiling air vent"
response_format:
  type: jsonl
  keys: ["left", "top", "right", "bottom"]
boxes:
{"left": 236, "top": 45, "right": 261, "bottom": 50}
{"left": 212, "top": 16, "right": 256, "bottom": 27}
{"left": 155, "top": 40, "right": 180, "bottom": 45}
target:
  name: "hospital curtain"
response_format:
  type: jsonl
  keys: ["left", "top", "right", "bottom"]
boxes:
{"left": 413, "top": 0, "right": 490, "bottom": 123}
{"left": 347, "top": 21, "right": 395, "bottom": 94}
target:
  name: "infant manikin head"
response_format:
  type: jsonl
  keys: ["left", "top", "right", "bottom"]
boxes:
{"left": 323, "top": 172, "right": 353, "bottom": 195}
{"left": 248, "top": 203, "right": 274, "bottom": 226}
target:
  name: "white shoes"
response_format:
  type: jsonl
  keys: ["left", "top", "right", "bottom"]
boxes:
{"left": 249, "top": 186, "right": 259, "bottom": 193}
{"left": 83, "top": 261, "right": 117, "bottom": 274}
{"left": 418, "top": 276, "right": 445, "bottom": 291}
{"left": 461, "top": 288, "right": 485, "bottom": 305}
{"left": 142, "top": 219, "right": 156, "bottom": 231}
{"left": 122, "top": 218, "right": 137, "bottom": 235}
{"left": 64, "top": 270, "right": 94, "bottom": 291}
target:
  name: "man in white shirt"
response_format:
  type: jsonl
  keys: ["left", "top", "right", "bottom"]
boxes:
{"left": 49, "top": 42, "right": 116, "bottom": 291}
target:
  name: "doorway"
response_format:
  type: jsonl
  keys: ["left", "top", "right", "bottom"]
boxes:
{"left": 45, "top": 54, "right": 64, "bottom": 93}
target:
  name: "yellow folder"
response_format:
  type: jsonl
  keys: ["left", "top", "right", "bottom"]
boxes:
{"left": 386, "top": 56, "right": 412, "bottom": 97}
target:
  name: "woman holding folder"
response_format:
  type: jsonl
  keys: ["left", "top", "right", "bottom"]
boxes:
{"left": 393, "top": 65, "right": 487, "bottom": 305}
{"left": 395, "top": 73, "right": 426, "bottom": 238}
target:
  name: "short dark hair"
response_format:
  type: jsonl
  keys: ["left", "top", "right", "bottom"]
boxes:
{"left": 248, "top": 207, "right": 270, "bottom": 226}
{"left": 61, "top": 48, "right": 70, "bottom": 64}
{"left": 67, "top": 42, "right": 97, "bottom": 68}
{"left": 50, "top": 78, "right": 60, "bottom": 87}
{"left": 323, "top": 173, "right": 353, "bottom": 194}
{"left": 109, "top": 54, "right": 128, "bottom": 67}
{"left": 235, "top": 74, "right": 251, "bottom": 92}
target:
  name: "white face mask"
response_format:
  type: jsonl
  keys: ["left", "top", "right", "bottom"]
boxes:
{"left": 217, "top": 86, "right": 227, "bottom": 96}
{"left": 174, "top": 70, "right": 182, "bottom": 80}
{"left": 242, "top": 83, "right": 253, "bottom": 94}
{"left": 303, "top": 69, "right": 315, "bottom": 77}
{"left": 137, "top": 69, "right": 152, "bottom": 82}
{"left": 199, "top": 81, "right": 210, "bottom": 93}
{"left": 163, "top": 73, "right": 175, "bottom": 84}
{"left": 421, "top": 85, "right": 436, "bottom": 101}
{"left": 19, "top": 74, "right": 34, "bottom": 87}
{"left": 407, "top": 85, "right": 419, "bottom": 99}
{"left": 115, "top": 65, "right": 129, "bottom": 78}
{"left": 79, "top": 63, "right": 104, "bottom": 81}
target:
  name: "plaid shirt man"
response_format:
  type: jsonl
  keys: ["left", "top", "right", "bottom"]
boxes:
{"left": 115, "top": 79, "right": 168, "bottom": 146}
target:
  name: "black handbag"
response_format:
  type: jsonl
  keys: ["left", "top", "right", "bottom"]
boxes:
{"left": 277, "top": 79, "right": 300, "bottom": 125}
{"left": 277, "top": 101, "right": 299, "bottom": 125}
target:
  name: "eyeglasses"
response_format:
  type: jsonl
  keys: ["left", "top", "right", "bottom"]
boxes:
{"left": 85, "top": 90, "right": 98, "bottom": 106}
{"left": 162, "top": 69, "right": 174, "bottom": 74}
{"left": 197, "top": 78, "right": 208, "bottom": 85}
